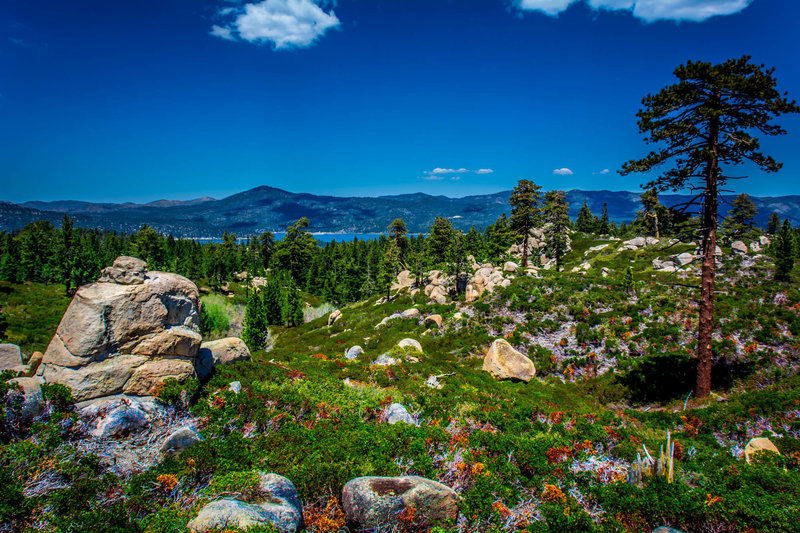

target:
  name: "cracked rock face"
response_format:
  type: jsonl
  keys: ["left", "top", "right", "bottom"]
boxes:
{"left": 38, "top": 256, "right": 201, "bottom": 401}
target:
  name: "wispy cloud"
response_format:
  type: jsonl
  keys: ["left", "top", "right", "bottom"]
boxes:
{"left": 553, "top": 168, "right": 574, "bottom": 176}
{"left": 211, "top": 0, "right": 340, "bottom": 49}
{"left": 513, "top": 0, "right": 752, "bottom": 22}
{"left": 420, "top": 175, "right": 445, "bottom": 181}
{"left": 423, "top": 167, "right": 495, "bottom": 175}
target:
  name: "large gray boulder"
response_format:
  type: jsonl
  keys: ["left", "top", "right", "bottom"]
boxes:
{"left": 160, "top": 426, "right": 203, "bottom": 455}
{"left": 342, "top": 476, "right": 460, "bottom": 531}
{"left": 196, "top": 337, "right": 251, "bottom": 381}
{"left": 37, "top": 256, "right": 202, "bottom": 401}
{"left": 187, "top": 473, "right": 302, "bottom": 533}
{"left": 483, "top": 339, "right": 536, "bottom": 382}
{"left": 0, "top": 343, "right": 23, "bottom": 371}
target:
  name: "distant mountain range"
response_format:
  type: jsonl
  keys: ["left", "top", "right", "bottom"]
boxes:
{"left": 1, "top": 186, "right": 798, "bottom": 237}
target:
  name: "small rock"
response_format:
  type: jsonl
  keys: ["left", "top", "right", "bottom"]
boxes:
{"left": 673, "top": 252, "right": 695, "bottom": 266}
{"left": 0, "top": 343, "right": 23, "bottom": 371}
{"left": 397, "top": 338, "right": 423, "bottom": 353}
{"left": 187, "top": 473, "right": 302, "bottom": 533}
{"left": 345, "top": 346, "right": 364, "bottom": 360}
{"left": 623, "top": 236, "right": 646, "bottom": 248}
{"left": 483, "top": 339, "right": 535, "bottom": 382}
{"left": 228, "top": 381, "right": 242, "bottom": 394}
{"left": 160, "top": 426, "right": 203, "bottom": 455}
{"left": 85, "top": 399, "right": 149, "bottom": 439}
{"left": 374, "top": 354, "right": 399, "bottom": 366}
{"left": 425, "top": 315, "right": 443, "bottom": 328}
{"left": 425, "top": 375, "right": 444, "bottom": 389}
{"left": 400, "top": 308, "right": 420, "bottom": 319}
{"left": 452, "top": 312, "right": 464, "bottom": 320}
{"left": 731, "top": 241, "right": 747, "bottom": 254}
{"left": 98, "top": 256, "right": 148, "bottom": 285}
{"left": 503, "top": 261, "right": 518, "bottom": 273}
{"left": 760, "top": 235, "right": 770, "bottom": 246}
{"left": 25, "top": 351, "right": 44, "bottom": 376}
{"left": 328, "top": 309, "right": 342, "bottom": 326}
{"left": 645, "top": 236, "right": 660, "bottom": 246}
{"left": 744, "top": 437, "right": 780, "bottom": 463}
{"left": 749, "top": 241, "right": 761, "bottom": 252}
{"left": 386, "top": 403, "right": 416, "bottom": 425}
{"left": 342, "top": 476, "right": 460, "bottom": 531}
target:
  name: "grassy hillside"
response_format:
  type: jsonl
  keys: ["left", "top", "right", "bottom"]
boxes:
{"left": 1, "top": 237, "right": 799, "bottom": 532}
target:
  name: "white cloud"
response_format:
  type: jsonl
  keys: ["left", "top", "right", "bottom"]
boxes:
{"left": 632, "top": 0, "right": 751, "bottom": 22}
{"left": 420, "top": 175, "right": 445, "bottom": 181}
{"left": 210, "top": 25, "right": 236, "bottom": 41}
{"left": 515, "top": 0, "right": 578, "bottom": 16}
{"left": 451, "top": 176, "right": 461, "bottom": 180}
{"left": 513, "top": 0, "right": 751, "bottom": 21}
{"left": 424, "top": 167, "right": 494, "bottom": 175}
{"left": 553, "top": 168, "right": 574, "bottom": 175}
{"left": 211, "top": 0, "right": 340, "bottom": 49}
{"left": 600, "top": 168, "right": 610, "bottom": 174}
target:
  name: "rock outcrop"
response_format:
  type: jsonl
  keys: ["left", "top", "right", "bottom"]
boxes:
{"left": 482, "top": 339, "right": 536, "bottom": 382}
{"left": 328, "top": 309, "right": 342, "bottom": 326}
{"left": 196, "top": 337, "right": 251, "bottom": 380}
{"left": 0, "top": 343, "right": 23, "bottom": 372}
{"left": 37, "top": 256, "right": 202, "bottom": 402}
{"left": 187, "top": 473, "right": 302, "bottom": 533}
{"left": 342, "top": 476, "right": 460, "bottom": 531}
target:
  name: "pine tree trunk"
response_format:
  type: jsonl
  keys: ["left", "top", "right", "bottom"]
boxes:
{"left": 697, "top": 117, "right": 719, "bottom": 399}
{"left": 521, "top": 226, "right": 529, "bottom": 268}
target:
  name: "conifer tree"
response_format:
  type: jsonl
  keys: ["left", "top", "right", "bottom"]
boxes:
{"left": 775, "top": 219, "right": 795, "bottom": 281}
{"left": 446, "top": 230, "right": 468, "bottom": 294}
{"left": 484, "top": 213, "right": 516, "bottom": 261}
{"left": 426, "top": 216, "right": 454, "bottom": 267}
{"left": 264, "top": 278, "right": 284, "bottom": 326}
{"left": 242, "top": 288, "right": 268, "bottom": 351}
{"left": 509, "top": 179, "right": 543, "bottom": 267}
{"left": 272, "top": 217, "right": 316, "bottom": 285}
{"left": 378, "top": 239, "right": 400, "bottom": 300}
{"left": 767, "top": 212, "right": 781, "bottom": 235}
{"left": 599, "top": 203, "right": 611, "bottom": 235}
{"left": 284, "top": 278, "right": 304, "bottom": 327}
{"left": 621, "top": 56, "right": 798, "bottom": 398}
{"left": 543, "top": 191, "right": 570, "bottom": 271}
{"left": 723, "top": 193, "right": 758, "bottom": 241}
{"left": 575, "top": 200, "right": 596, "bottom": 234}
{"left": 638, "top": 189, "right": 665, "bottom": 239}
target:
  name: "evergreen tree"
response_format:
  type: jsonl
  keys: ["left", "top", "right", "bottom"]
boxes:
{"left": 463, "top": 225, "right": 484, "bottom": 261}
{"left": 426, "top": 216, "right": 454, "bottom": 268}
{"left": 378, "top": 239, "right": 400, "bottom": 300}
{"left": 622, "top": 266, "right": 634, "bottom": 294}
{"left": 284, "top": 278, "right": 304, "bottom": 327}
{"left": 767, "top": 212, "right": 781, "bottom": 235}
{"left": 242, "top": 288, "right": 268, "bottom": 351}
{"left": 599, "top": 203, "right": 611, "bottom": 235}
{"left": 638, "top": 189, "right": 667, "bottom": 238}
{"left": 543, "top": 191, "right": 570, "bottom": 271}
{"left": 446, "top": 230, "right": 468, "bottom": 294}
{"left": 775, "top": 219, "right": 795, "bottom": 281}
{"left": 264, "top": 278, "right": 284, "bottom": 325}
{"left": 484, "top": 213, "right": 516, "bottom": 261}
{"left": 621, "top": 56, "right": 798, "bottom": 398}
{"left": 723, "top": 193, "right": 758, "bottom": 241}
{"left": 575, "top": 200, "right": 596, "bottom": 234}
{"left": 272, "top": 218, "right": 317, "bottom": 285}
{"left": 508, "top": 179, "right": 543, "bottom": 267}
{"left": 0, "top": 252, "right": 19, "bottom": 283}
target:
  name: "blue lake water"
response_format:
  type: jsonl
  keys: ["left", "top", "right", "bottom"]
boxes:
{"left": 197, "top": 233, "right": 385, "bottom": 244}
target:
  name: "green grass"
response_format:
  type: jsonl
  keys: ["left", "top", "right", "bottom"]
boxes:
{"left": 0, "top": 281, "right": 71, "bottom": 356}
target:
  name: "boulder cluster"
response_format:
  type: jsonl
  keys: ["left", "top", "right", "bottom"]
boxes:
{"left": 188, "top": 473, "right": 460, "bottom": 533}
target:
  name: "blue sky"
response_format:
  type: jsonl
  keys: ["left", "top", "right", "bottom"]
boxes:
{"left": 1, "top": 0, "right": 799, "bottom": 203}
